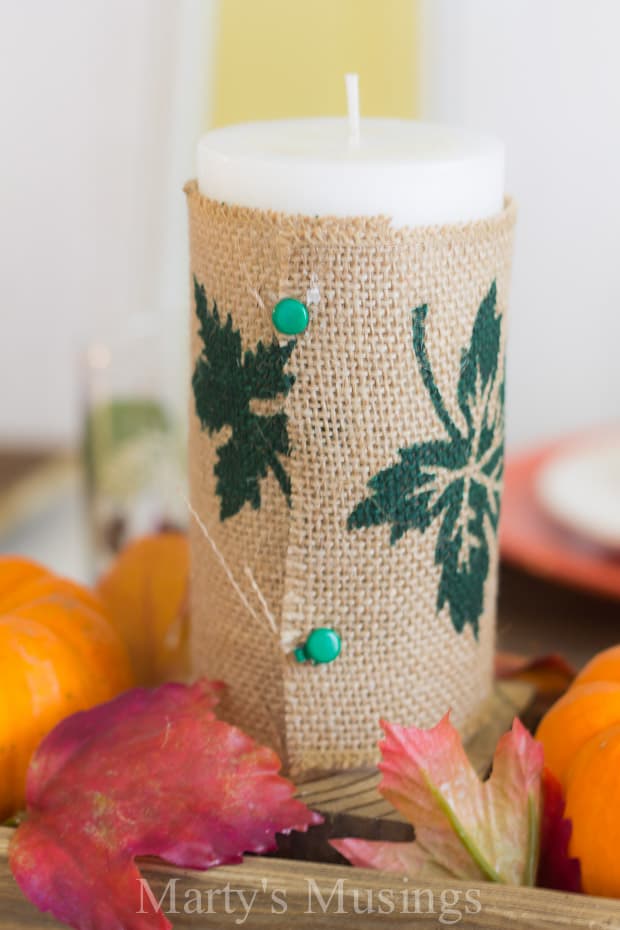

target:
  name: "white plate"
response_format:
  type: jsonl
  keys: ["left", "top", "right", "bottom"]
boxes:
{"left": 536, "top": 432, "right": 620, "bottom": 551}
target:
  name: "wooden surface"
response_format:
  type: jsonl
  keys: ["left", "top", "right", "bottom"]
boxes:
{"left": 0, "top": 449, "right": 55, "bottom": 491}
{"left": 0, "top": 450, "right": 77, "bottom": 540}
{"left": 497, "top": 564, "right": 620, "bottom": 669}
{"left": 1, "top": 450, "right": 620, "bottom": 926}
{"left": 2, "top": 829, "right": 620, "bottom": 929}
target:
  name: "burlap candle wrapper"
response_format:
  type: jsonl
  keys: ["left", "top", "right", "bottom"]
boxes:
{"left": 185, "top": 180, "right": 516, "bottom": 776}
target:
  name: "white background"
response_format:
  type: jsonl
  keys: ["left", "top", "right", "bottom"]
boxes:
{"left": 421, "top": 0, "right": 620, "bottom": 447}
{"left": 1, "top": 0, "right": 618, "bottom": 449}
{"left": 0, "top": 0, "right": 214, "bottom": 444}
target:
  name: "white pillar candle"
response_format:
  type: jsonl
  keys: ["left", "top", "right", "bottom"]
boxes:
{"left": 197, "top": 76, "right": 504, "bottom": 227}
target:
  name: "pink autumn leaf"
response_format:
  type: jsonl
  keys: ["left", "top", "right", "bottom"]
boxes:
{"left": 10, "top": 679, "right": 321, "bottom": 930}
{"left": 332, "top": 714, "right": 544, "bottom": 885}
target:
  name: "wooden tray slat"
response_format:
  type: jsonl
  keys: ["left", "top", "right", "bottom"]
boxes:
{"left": 2, "top": 833, "right": 620, "bottom": 929}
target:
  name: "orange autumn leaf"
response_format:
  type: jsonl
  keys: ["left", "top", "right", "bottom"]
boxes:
{"left": 495, "top": 651, "right": 576, "bottom": 699}
{"left": 96, "top": 533, "right": 190, "bottom": 686}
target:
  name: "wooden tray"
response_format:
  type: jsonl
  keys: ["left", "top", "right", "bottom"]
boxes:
{"left": 2, "top": 683, "right": 620, "bottom": 929}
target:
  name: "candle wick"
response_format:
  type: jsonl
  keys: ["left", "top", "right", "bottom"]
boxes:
{"left": 345, "top": 72, "right": 361, "bottom": 147}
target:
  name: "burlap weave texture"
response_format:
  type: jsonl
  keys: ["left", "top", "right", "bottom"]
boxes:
{"left": 186, "top": 180, "right": 516, "bottom": 776}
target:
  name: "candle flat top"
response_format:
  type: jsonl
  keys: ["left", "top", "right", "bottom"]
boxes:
{"left": 200, "top": 118, "right": 498, "bottom": 163}
{"left": 197, "top": 118, "right": 505, "bottom": 227}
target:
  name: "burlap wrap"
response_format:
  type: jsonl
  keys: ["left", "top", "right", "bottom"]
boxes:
{"left": 186, "top": 180, "right": 516, "bottom": 777}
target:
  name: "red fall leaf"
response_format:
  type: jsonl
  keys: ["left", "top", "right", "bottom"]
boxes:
{"left": 537, "top": 767, "right": 582, "bottom": 893}
{"left": 9, "top": 679, "right": 321, "bottom": 930}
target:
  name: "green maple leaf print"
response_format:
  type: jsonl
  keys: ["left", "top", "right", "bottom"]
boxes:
{"left": 192, "top": 277, "right": 296, "bottom": 520}
{"left": 348, "top": 282, "right": 504, "bottom": 637}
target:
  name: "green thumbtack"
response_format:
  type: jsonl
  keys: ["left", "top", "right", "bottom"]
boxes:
{"left": 294, "top": 627, "right": 341, "bottom": 665}
{"left": 272, "top": 297, "right": 309, "bottom": 336}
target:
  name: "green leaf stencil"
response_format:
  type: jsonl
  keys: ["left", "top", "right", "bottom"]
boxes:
{"left": 348, "top": 282, "right": 505, "bottom": 637}
{"left": 192, "top": 277, "right": 296, "bottom": 521}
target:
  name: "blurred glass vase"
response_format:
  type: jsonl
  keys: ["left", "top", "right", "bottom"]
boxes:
{"left": 82, "top": 315, "right": 187, "bottom": 573}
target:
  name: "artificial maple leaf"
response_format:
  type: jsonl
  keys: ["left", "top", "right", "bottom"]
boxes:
{"left": 348, "top": 282, "right": 504, "bottom": 636}
{"left": 495, "top": 651, "right": 576, "bottom": 700}
{"left": 10, "top": 679, "right": 321, "bottom": 930}
{"left": 331, "top": 714, "right": 543, "bottom": 885}
{"left": 537, "top": 768, "right": 582, "bottom": 892}
{"left": 192, "top": 277, "right": 296, "bottom": 520}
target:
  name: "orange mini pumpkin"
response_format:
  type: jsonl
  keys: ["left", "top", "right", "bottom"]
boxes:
{"left": 564, "top": 723, "right": 620, "bottom": 896}
{"left": 573, "top": 644, "right": 620, "bottom": 689}
{"left": 0, "top": 556, "right": 133, "bottom": 819}
{"left": 535, "top": 681, "right": 620, "bottom": 787}
{"left": 96, "top": 533, "right": 190, "bottom": 686}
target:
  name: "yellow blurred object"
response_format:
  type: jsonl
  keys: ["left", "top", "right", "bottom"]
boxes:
{"left": 212, "top": 0, "right": 418, "bottom": 126}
